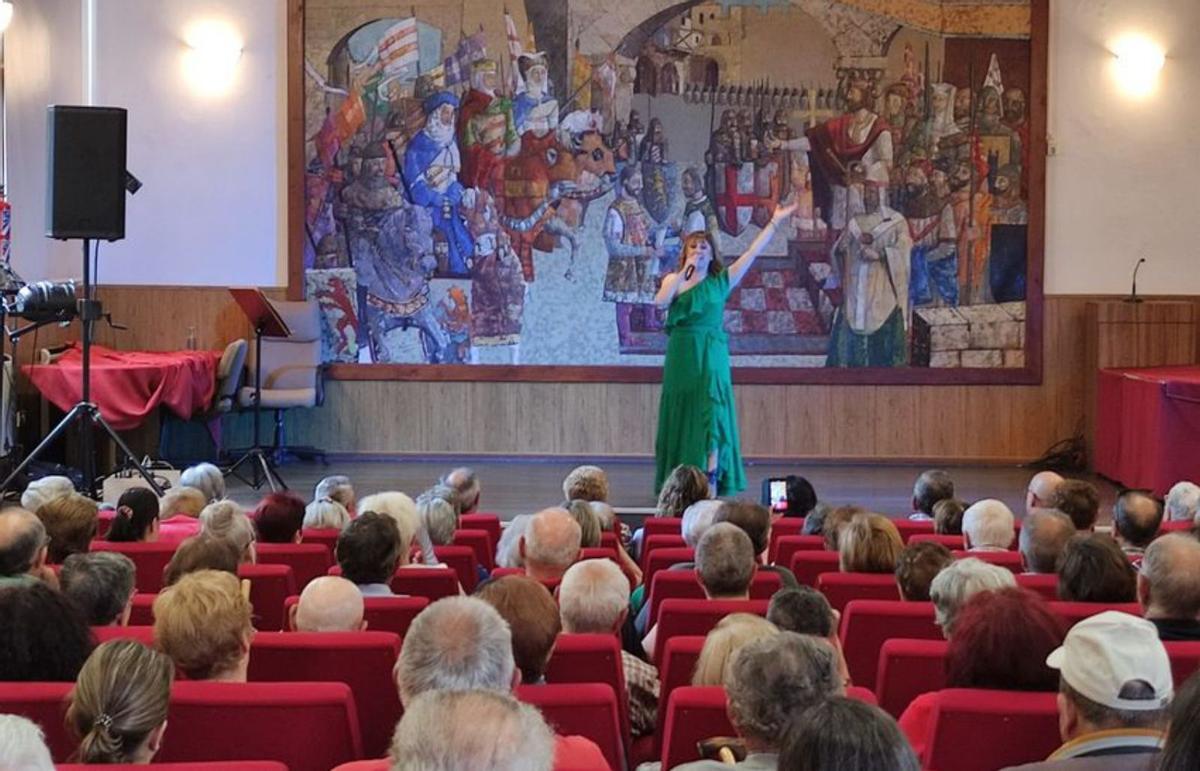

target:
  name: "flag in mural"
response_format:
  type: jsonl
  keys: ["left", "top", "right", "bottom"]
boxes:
{"left": 443, "top": 29, "right": 487, "bottom": 86}
{"left": 378, "top": 17, "right": 419, "bottom": 76}
{"left": 331, "top": 90, "right": 365, "bottom": 141}
{"left": 503, "top": 10, "right": 523, "bottom": 91}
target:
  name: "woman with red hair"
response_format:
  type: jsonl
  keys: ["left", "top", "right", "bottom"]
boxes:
{"left": 253, "top": 492, "right": 306, "bottom": 544}
{"left": 898, "top": 587, "right": 1065, "bottom": 760}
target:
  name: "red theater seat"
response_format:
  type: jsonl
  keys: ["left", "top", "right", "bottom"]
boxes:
{"left": 599, "top": 530, "right": 619, "bottom": 551}
{"left": 907, "top": 533, "right": 966, "bottom": 549}
{"left": 789, "top": 550, "right": 841, "bottom": 587}
{"left": 1160, "top": 519, "right": 1192, "bottom": 533}
{"left": 328, "top": 565, "right": 460, "bottom": 601}
{"left": 1047, "top": 601, "right": 1142, "bottom": 629}
{"left": 58, "top": 764, "right": 288, "bottom": 771}
{"left": 876, "top": 638, "right": 949, "bottom": 717}
{"left": 452, "top": 528, "right": 494, "bottom": 571}
{"left": 255, "top": 543, "right": 331, "bottom": 591}
{"left": 90, "top": 541, "right": 177, "bottom": 593}
{"left": 247, "top": 631, "right": 401, "bottom": 759}
{"left": 92, "top": 625, "right": 155, "bottom": 645}
{"left": 656, "top": 636, "right": 705, "bottom": 753}
{"left": 767, "top": 518, "right": 805, "bottom": 562}
{"left": 433, "top": 544, "right": 479, "bottom": 592}
{"left": 459, "top": 513, "right": 502, "bottom": 548}
{"left": 129, "top": 592, "right": 156, "bottom": 625}
{"left": 653, "top": 598, "right": 769, "bottom": 663}
{"left": 158, "top": 681, "right": 362, "bottom": 771}
{"left": 642, "top": 517, "right": 684, "bottom": 538}
{"left": 644, "top": 546, "right": 694, "bottom": 589}
{"left": 893, "top": 519, "right": 936, "bottom": 543}
{"left": 239, "top": 564, "right": 297, "bottom": 631}
{"left": 516, "top": 683, "right": 625, "bottom": 771}
{"left": 816, "top": 572, "right": 901, "bottom": 611}
{"left": 951, "top": 550, "right": 1023, "bottom": 572}
{"left": 301, "top": 527, "right": 341, "bottom": 554}
{"left": 1165, "top": 641, "right": 1200, "bottom": 686}
{"left": 646, "top": 570, "right": 782, "bottom": 626}
{"left": 640, "top": 534, "right": 687, "bottom": 573}
{"left": 771, "top": 535, "right": 826, "bottom": 570}
{"left": 923, "top": 689, "right": 1060, "bottom": 771}
{"left": 660, "top": 686, "right": 733, "bottom": 770}
{"left": 545, "top": 633, "right": 631, "bottom": 744}
{"left": 1014, "top": 572, "right": 1059, "bottom": 600}
{"left": 579, "top": 546, "right": 619, "bottom": 563}
{"left": 283, "top": 594, "right": 428, "bottom": 637}
{"left": 839, "top": 600, "right": 942, "bottom": 690}
{"left": 0, "top": 682, "right": 74, "bottom": 760}
{"left": 489, "top": 567, "right": 562, "bottom": 593}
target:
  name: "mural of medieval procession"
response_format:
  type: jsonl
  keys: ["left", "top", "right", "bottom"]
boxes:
{"left": 302, "top": 0, "right": 1037, "bottom": 370}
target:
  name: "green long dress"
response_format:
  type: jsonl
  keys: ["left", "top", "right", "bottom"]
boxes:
{"left": 654, "top": 271, "right": 746, "bottom": 496}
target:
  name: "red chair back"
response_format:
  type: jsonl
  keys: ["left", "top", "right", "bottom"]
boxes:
{"left": 282, "top": 594, "right": 429, "bottom": 638}
{"left": 951, "top": 550, "right": 1023, "bottom": 572}
{"left": 0, "top": 681, "right": 74, "bottom": 760}
{"left": 157, "top": 681, "right": 362, "bottom": 771}
{"left": 1165, "top": 641, "right": 1200, "bottom": 686}
{"left": 58, "top": 764, "right": 288, "bottom": 771}
{"left": 129, "top": 592, "right": 156, "bottom": 625}
{"left": 544, "top": 633, "right": 631, "bottom": 744}
{"left": 1014, "top": 572, "right": 1059, "bottom": 601}
{"left": 97, "top": 508, "right": 115, "bottom": 538}
{"left": 239, "top": 564, "right": 297, "bottom": 631}
{"left": 516, "top": 683, "right": 625, "bottom": 771}
{"left": 789, "top": 550, "right": 841, "bottom": 587}
{"left": 433, "top": 544, "right": 479, "bottom": 593}
{"left": 655, "top": 635, "right": 705, "bottom": 754}
{"left": 661, "top": 686, "right": 732, "bottom": 770}
{"left": 327, "top": 565, "right": 460, "bottom": 602}
{"left": 654, "top": 598, "right": 769, "bottom": 664}
{"left": 816, "top": 572, "right": 901, "bottom": 611}
{"left": 459, "top": 513, "right": 501, "bottom": 548}
{"left": 452, "top": 528, "right": 494, "bottom": 571}
{"left": 908, "top": 533, "right": 966, "bottom": 549}
{"left": 876, "top": 638, "right": 949, "bottom": 717}
{"left": 599, "top": 530, "right": 619, "bottom": 551}
{"left": 489, "top": 567, "right": 563, "bottom": 593}
{"left": 642, "top": 517, "right": 684, "bottom": 538}
{"left": 646, "top": 570, "right": 782, "bottom": 626}
{"left": 839, "top": 600, "right": 942, "bottom": 689}
{"left": 300, "top": 528, "right": 341, "bottom": 554}
{"left": 924, "top": 689, "right": 1060, "bottom": 771}
{"left": 772, "top": 535, "right": 826, "bottom": 570}
{"left": 579, "top": 547, "right": 619, "bottom": 563}
{"left": 644, "top": 546, "right": 695, "bottom": 588}
{"left": 92, "top": 625, "right": 155, "bottom": 645}
{"left": 767, "top": 517, "right": 806, "bottom": 562}
{"left": 254, "top": 543, "right": 331, "bottom": 592}
{"left": 894, "top": 519, "right": 936, "bottom": 543}
{"left": 641, "top": 534, "right": 687, "bottom": 573}
{"left": 90, "top": 540, "right": 177, "bottom": 593}
{"left": 1160, "top": 519, "right": 1192, "bottom": 533}
{"left": 247, "top": 631, "right": 400, "bottom": 758}
{"left": 1047, "top": 601, "right": 1143, "bottom": 629}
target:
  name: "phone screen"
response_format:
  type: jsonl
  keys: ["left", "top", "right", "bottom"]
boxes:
{"left": 769, "top": 480, "right": 788, "bottom": 511}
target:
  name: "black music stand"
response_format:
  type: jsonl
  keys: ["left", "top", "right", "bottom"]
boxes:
{"left": 226, "top": 288, "right": 289, "bottom": 491}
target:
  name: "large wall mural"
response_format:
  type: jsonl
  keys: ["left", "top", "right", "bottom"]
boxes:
{"left": 299, "top": 0, "right": 1044, "bottom": 380}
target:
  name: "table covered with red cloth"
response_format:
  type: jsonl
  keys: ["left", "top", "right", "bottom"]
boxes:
{"left": 24, "top": 343, "right": 221, "bottom": 431}
{"left": 1095, "top": 365, "right": 1200, "bottom": 496}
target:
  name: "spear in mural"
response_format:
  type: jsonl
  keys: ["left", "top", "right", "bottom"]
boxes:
{"left": 966, "top": 59, "right": 978, "bottom": 303}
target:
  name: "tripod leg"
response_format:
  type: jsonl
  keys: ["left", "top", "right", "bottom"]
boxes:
{"left": 256, "top": 451, "right": 281, "bottom": 492}
{"left": 0, "top": 404, "right": 89, "bottom": 494}
{"left": 91, "top": 411, "right": 164, "bottom": 496}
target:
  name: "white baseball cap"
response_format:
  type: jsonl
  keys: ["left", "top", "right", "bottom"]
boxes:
{"left": 1046, "top": 611, "right": 1173, "bottom": 711}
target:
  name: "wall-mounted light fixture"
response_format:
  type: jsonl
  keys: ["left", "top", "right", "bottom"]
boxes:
{"left": 1112, "top": 35, "right": 1165, "bottom": 98}
{"left": 0, "top": 2, "right": 14, "bottom": 34}
{"left": 182, "top": 20, "right": 243, "bottom": 96}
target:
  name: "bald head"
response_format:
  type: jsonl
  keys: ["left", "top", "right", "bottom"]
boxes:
{"left": 443, "top": 467, "right": 480, "bottom": 513}
{"left": 0, "top": 508, "right": 48, "bottom": 577}
{"left": 1140, "top": 534, "right": 1200, "bottom": 619}
{"left": 292, "top": 576, "right": 365, "bottom": 632}
{"left": 1018, "top": 509, "right": 1075, "bottom": 573}
{"left": 521, "top": 508, "right": 582, "bottom": 580}
{"left": 1114, "top": 491, "right": 1163, "bottom": 549}
{"left": 1026, "top": 471, "right": 1064, "bottom": 516}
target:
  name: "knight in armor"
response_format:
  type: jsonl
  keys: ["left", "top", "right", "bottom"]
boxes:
{"left": 457, "top": 59, "right": 520, "bottom": 191}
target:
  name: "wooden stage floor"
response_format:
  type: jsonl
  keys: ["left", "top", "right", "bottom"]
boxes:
{"left": 226, "top": 457, "right": 1118, "bottom": 525}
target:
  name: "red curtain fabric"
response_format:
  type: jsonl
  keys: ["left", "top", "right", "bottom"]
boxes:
{"left": 25, "top": 343, "right": 221, "bottom": 431}
{"left": 1095, "top": 366, "right": 1200, "bottom": 496}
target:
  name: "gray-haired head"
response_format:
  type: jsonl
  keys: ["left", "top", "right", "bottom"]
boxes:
{"left": 389, "top": 689, "right": 554, "bottom": 771}
{"left": 780, "top": 696, "right": 920, "bottom": 771}
{"left": 523, "top": 508, "right": 582, "bottom": 577}
{"left": 495, "top": 515, "right": 531, "bottom": 569}
{"left": 0, "top": 715, "right": 54, "bottom": 771}
{"left": 303, "top": 497, "right": 351, "bottom": 530}
{"left": 315, "top": 475, "right": 356, "bottom": 513}
{"left": 929, "top": 557, "right": 1016, "bottom": 635}
{"left": 442, "top": 468, "right": 481, "bottom": 514}
{"left": 682, "top": 499, "right": 722, "bottom": 547}
{"left": 1141, "top": 533, "right": 1200, "bottom": 619}
{"left": 559, "top": 558, "right": 630, "bottom": 634}
{"left": 913, "top": 470, "right": 955, "bottom": 516}
{"left": 696, "top": 522, "right": 756, "bottom": 598}
{"left": 418, "top": 494, "right": 459, "bottom": 546}
{"left": 60, "top": 551, "right": 136, "bottom": 626}
{"left": 396, "top": 596, "right": 515, "bottom": 705}
{"left": 962, "top": 499, "right": 1015, "bottom": 550}
{"left": 20, "top": 476, "right": 75, "bottom": 513}
{"left": 1165, "top": 481, "right": 1200, "bottom": 523}
{"left": 0, "top": 508, "right": 48, "bottom": 577}
{"left": 180, "top": 463, "right": 225, "bottom": 504}
{"left": 198, "top": 500, "right": 255, "bottom": 559}
{"left": 588, "top": 501, "right": 616, "bottom": 531}
{"left": 726, "top": 631, "right": 843, "bottom": 750}
{"left": 1019, "top": 509, "right": 1076, "bottom": 574}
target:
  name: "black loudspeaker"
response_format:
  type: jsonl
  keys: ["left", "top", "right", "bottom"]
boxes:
{"left": 46, "top": 106, "right": 128, "bottom": 241}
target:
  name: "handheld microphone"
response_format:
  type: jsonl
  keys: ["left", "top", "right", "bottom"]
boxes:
{"left": 1125, "top": 257, "right": 1146, "bottom": 304}
{"left": 684, "top": 265, "right": 696, "bottom": 281}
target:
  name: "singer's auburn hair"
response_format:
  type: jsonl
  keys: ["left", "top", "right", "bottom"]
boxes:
{"left": 679, "top": 231, "right": 724, "bottom": 276}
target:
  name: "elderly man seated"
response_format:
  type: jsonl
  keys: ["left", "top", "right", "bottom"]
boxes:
{"left": 520, "top": 507, "right": 582, "bottom": 582}
{"left": 1139, "top": 534, "right": 1200, "bottom": 641}
{"left": 962, "top": 499, "right": 1016, "bottom": 551}
{"left": 0, "top": 508, "right": 54, "bottom": 588}
{"left": 1051, "top": 480, "right": 1101, "bottom": 532}
{"left": 289, "top": 575, "right": 366, "bottom": 632}
{"left": 1018, "top": 510, "right": 1075, "bottom": 574}
{"left": 442, "top": 467, "right": 482, "bottom": 515}
{"left": 559, "top": 558, "right": 660, "bottom": 737}
{"left": 930, "top": 557, "right": 1016, "bottom": 637}
{"left": 1025, "top": 471, "right": 1065, "bottom": 517}
{"left": 1112, "top": 490, "right": 1163, "bottom": 567}
{"left": 674, "top": 632, "right": 845, "bottom": 770}
{"left": 59, "top": 552, "right": 136, "bottom": 626}
{"left": 910, "top": 469, "right": 955, "bottom": 521}
{"left": 1003, "top": 612, "right": 1171, "bottom": 770}
{"left": 1165, "top": 481, "right": 1200, "bottom": 523}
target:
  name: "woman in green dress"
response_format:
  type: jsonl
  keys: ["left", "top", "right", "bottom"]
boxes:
{"left": 654, "top": 202, "right": 798, "bottom": 496}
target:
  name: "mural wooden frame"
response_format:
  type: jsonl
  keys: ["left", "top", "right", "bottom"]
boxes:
{"left": 286, "top": 0, "right": 1048, "bottom": 386}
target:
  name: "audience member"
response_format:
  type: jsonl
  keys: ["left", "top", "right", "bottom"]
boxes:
{"left": 0, "top": 715, "right": 55, "bottom": 771}
{"left": 692, "top": 614, "right": 779, "bottom": 687}
{"left": 822, "top": 505, "right": 865, "bottom": 551}
{"left": 391, "top": 689, "right": 554, "bottom": 771}
{"left": 1165, "top": 481, "right": 1200, "bottom": 523}
{"left": 153, "top": 569, "right": 253, "bottom": 682}
{"left": 839, "top": 513, "right": 904, "bottom": 573}
{"left": 162, "top": 534, "right": 241, "bottom": 586}
{"left": 682, "top": 499, "right": 721, "bottom": 547}
{"left": 199, "top": 500, "right": 256, "bottom": 564}
{"left": 776, "top": 475, "right": 818, "bottom": 518}
{"left": 656, "top": 464, "right": 709, "bottom": 520}
{"left": 19, "top": 475, "right": 75, "bottom": 513}
{"left": 1018, "top": 509, "right": 1075, "bottom": 574}
{"left": 1112, "top": 490, "right": 1162, "bottom": 566}
{"left": 895, "top": 541, "right": 954, "bottom": 601}
{"left": 67, "top": 640, "right": 173, "bottom": 764}
{"left": 0, "top": 582, "right": 93, "bottom": 681}
{"left": 421, "top": 484, "right": 462, "bottom": 516}
{"left": 520, "top": 507, "right": 582, "bottom": 582}
{"left": 417, "top": 493, "right": 458, "bottom": 546}
{"left": 253, "top": 492, "right": 305, "bottom": 544}
{"left": 564, "top": 499, "right": 602, "bottom": 548}
{"left": 1159, "top": 671, "right": 1200, "bottom": 771}
{"left": 290, "top": 576, "right": 366, "bottom": 632}
{"left": 589, "top": 500, "right": 617, "bottom": 532}
{"left": 1051, "top": 480, "right": 1101, "bottom": 532}
{"left": 782, "top": 697, "right": 919, "bottom": 771}
{"left": 495, "top": 514, "right": 531, "bottom": 569}
{"left": 1005, "top": 612, "right": 1170, "bottom": 769}
{"left": 180, "top": 462, "right": 225, "bottom": 503}
{"left": 157, "top": 486, "right": 207, "bottom": 542}
{"left": 962, "top": 499, "right": 1015, "bottom": 551}
{"left": 930, "top": 558, "right": 1016, "bottom": 636}
{"left": 1025, "top": 471, "right": 1065, "bottom": 517}
{"left": 393, "top": 596, "right": 608, "bottom": 766}
{"left": 35, "top": 492, "right": 98, "bottom": 563}
{"left": 0, "top": 508, "right": 52, "bottom": 587}
{"left": 336, "top": 512, "right": 403, "bottom": 596}
{"left": 676, "top": 632, "right": 843, "bottom": 770}
{"left": 558, "top": 559, "right": 659, "bottom": 738}
{"left": 315, "top": 475, "right": 356, "bottom": 515}
{"left": 933, "top": 498, "right": 966, "bottom": 536}
{"left": 304, "top": 497, "right": 352, "bottom": 530}
{"left": 900, "top": 588, "right": 1065, "bottom": 757}
{"left": 1056, "top": 533, "right": 1137, "bottom": 604}
{"left": 562, "top": 465, "right": 609, "bottom": 502}
{"left": 714, "top": 500, "right": 799, "bottom": 587}
{"left": 60, "top": 551, "right": 136, "bottom": 626}
{"left": 475, "top": 576, "right": 561, "bottom": 684}
{"left": 106, "top": 487, "right": 161, "bottom": 543}
{"left": 767, "top": 586, "right": 850, "bottom": 686}
{"left": 359, "top": 492, "right": 428, "bottom": 567}
{"left": 1139, "top": 534, "right": 1200, "bottom": 641}
{"left": 801, "top": 503, "right": 832, "bottom": 536}
{"left": 442, "top": 467, "right": 481, "bottom": 514}
{"left": 911, "top": 470, "right": 954, "bottom": 521}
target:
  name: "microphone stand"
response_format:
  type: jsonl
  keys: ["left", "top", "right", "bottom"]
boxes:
{"left": 1125, "top": 258, "right": 1146, "bottom": 304}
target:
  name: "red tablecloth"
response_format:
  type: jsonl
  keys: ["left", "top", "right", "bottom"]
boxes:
{"left": 1095, "top": 366, "right": 1200, "bottom": 496}
{"left": 24, "top": 343, "right": 221, "bottom": 431}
